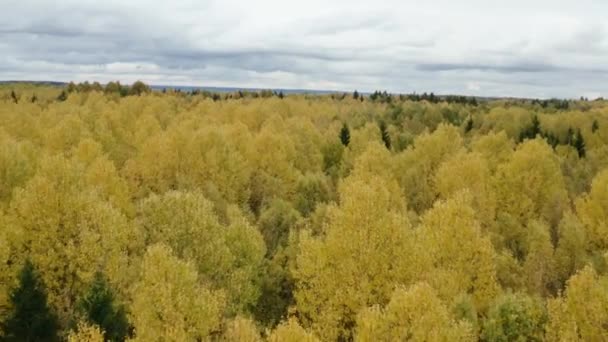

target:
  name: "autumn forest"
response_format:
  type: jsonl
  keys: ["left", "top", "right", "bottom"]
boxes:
{"left": 0, "top": 82, "right": 607, "bottom": 341}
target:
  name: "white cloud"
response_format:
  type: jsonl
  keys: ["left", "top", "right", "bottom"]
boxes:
{"left": 1, "top": 0, "right": 607, "bottom": 98}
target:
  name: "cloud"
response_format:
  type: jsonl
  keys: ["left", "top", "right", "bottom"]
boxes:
{"left": 1, "top": 0, "right": 608, "bottom": 98}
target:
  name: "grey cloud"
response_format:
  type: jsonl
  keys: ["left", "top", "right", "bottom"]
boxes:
{"left": 415, "top": 62, "right": 561, "bottom": 73}
{"left": 1, "top": 0, "right": 608, "bottom": 98}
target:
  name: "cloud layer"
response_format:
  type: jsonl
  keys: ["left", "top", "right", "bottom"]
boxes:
{"left": 2, "top": 0, "right": 608, "bottom": 98}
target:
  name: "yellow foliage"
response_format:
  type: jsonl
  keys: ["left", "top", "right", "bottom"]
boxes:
{"left": 356, "top": 283, "right": 474, "bottom": 341}
{"left": 293, "top": 174, "right": 414, "bottom": 340}
{"left": 67, "top": 322, "right": 105, "bottom": 342}
{"left": 576, "top": 168, "right": 608, "bottom": 249}
{"left": 130, "top": 244, "right": 225, "bottom": 341}
{"left": 546, "top": 266, "right": 608, "bottom": 341}
{"left": 415, "top": 192, "right": 499, "bottom": 310}
{"left": 267, "top": 318, "right": 319, "bottom": 342}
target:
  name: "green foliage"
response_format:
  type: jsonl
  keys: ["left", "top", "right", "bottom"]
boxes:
{"left": 2, "top": 261, "right": 59, "bottom": 342}
{"left": 128, "top": 81, "right": 150, "bottom": 96}
{"left": 340, "top": 123, "right": 350, "bottom": 147}
{"left": 379, "top": 121, "right": 391, "bottom": 150}
{"left": 56, "top": 90, "right": 68, "bottom": 102}
{"left": 481, "top": 293, "right": 547, "bottom": 342}
{"left": 78, "top": 272, "right": 130, "bottom": 342}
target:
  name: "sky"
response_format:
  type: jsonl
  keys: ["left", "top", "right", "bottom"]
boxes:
{"left": 1, "top": 0, "right": 608, "bottom": 98}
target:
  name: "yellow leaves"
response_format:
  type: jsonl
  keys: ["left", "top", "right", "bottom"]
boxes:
{"left": 575, "top": 168, "right": 608, "bottom": 249}
{"left": 267, "top": 318, "right": 320, "bottom": 342}
{"left": 396, "top": 124, "right": 464, "bottom": 213}
{"left": 9, "top": 155, "right": 141, "bottom": 322}
{"left": 130, "top": 244, "right": 225, "bottom": 341}
{"left": 434, "top": 151, "right": 496, "bottom": 231}
{"left": 67, "top": 322, "right": 105, "bottom": 342}
{"left": 495, "top": 138, "right": 568, "bottom": 228}
{"left": 137, "top": 191, "right": 265, "bottom": 314}
{"left": 293, "top": 173, "right": 413, "bottom": 340}
{"left": 222, "top": 316, "right": 262, "bottom": 342}
{"left": 356, "top": 283, "right": 474, "bottom": 342}
{"left": 546, "top": 266, "right": 608, "bottom": 341}
{"left": 415, "top": 192, "right": 499, "bottom": 310}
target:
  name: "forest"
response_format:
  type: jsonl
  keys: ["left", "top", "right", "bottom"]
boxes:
{"left": 0, "top": 82, "right": 607, "bottom": 341}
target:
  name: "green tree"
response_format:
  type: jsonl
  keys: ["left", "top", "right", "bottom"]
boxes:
{"left": 10, "top": 90, "right": 18, "bottom": 104}
{"left": 573, "top": 129, "right": 586, "bottom": 158}
{"left": 340, "top": 123, "right": 350, "bottom": 147}
{"left": 379, "top": 121, "right": 391, "bottom": 150}
{"left": 129, "top": 81, "right": 151, "bottom": 96}
{"left": 481, "top": 292, "right": 547, "bottom": 342}
{"left": 79, "top": 272, "right": 130, "bottom": 341}
{"left": 56, "top": 90, "right": 68, "bottom": 102}
{"left": 592, "top": 120, "right": 599, "bottom": 133}
{"left": 2, "top": 261, "right": 59, "bottom": 342}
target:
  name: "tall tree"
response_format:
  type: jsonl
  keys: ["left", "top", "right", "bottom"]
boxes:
{"left": 379, "top": 121, "right": 391, "bottom": 150}
{"left": 79, "top": 272, "right": 130, "bottom": 341}
{"left": 10, "top": 90, "right": 18, "bottom": 104}
{"left": 573, "top": 129, "right": 586, "bottom": 158}
{"left": 2, "top": 261, "right": 59, "bottom": 342}
{"left": 340, "top": 123, "right": 350, "bottom": 147}
{"left": 56, "top": 90, "right": 68, "bottom": 102}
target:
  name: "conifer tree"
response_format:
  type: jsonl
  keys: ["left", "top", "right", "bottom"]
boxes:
{"left": 574, "top": 129, "right": 586, "bottom": 158}
{"left": 56, "top": 90, "right": 68, "bottom": 102}
{"left": 592, "top": 120, "right": 599, "bottom": 133}
{"left": 2, "top": 261, "right": 59, "bottom": 342}
{"left": 79, "top": 272, "right": 130, "bottom": 342}
{"left": 379, "top": 121, "right": 391, "bottom": 150}
{"left": 464, "top": 117, "right": 474, "bottom": 133}
{"left": 10, "top": 90, "right": 18, "bottom": 104}
{"left": 339, "top": 123, "right": 350, "bottom": 147}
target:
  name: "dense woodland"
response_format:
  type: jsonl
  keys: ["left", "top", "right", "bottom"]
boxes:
{"left": 0, "top": 82, "right": 607, "bottom": 341}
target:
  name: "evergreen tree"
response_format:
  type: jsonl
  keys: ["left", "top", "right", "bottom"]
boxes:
{"left": 565, "top": 127, "right": 574, "bottom": 146}
{"left": 10, "top": 90, "right": 18, "bottom": 104}
{"left": 79, "top": 272, "right": 130, "bottom": 342}
{"left": 340, "top": 123, "right": 350, "bottom": 147}
{"left": 2, "top": 261, "right": 59, "bottom": 342}
{"left": 592, "top": 120, "right": 599, "bottom": 133}
{"left": 56, "top": 90, "right": 68, "bottom": 102}
{"left": 519, "top": 115, "right": 542, "bottom": 142}
{"left": 574, "top": 129, "right": 586, "bottom": 158}
{"left": 464, "top": 117, "right": 474, "bottom": 133}
{"left": 379, "top": 121, "right": 391, "bottom": 150}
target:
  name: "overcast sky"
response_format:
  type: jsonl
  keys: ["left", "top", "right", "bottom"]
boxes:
{"left": 1, "top": 0, "right": 608, "bottom": 98}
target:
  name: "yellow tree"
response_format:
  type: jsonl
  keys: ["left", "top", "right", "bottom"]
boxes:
{"left": 415, "top": 192, "right": 499, "bottom": 311}
{"left": 493, "top": 138, "right": 568, "bottom": 257}
{"left": 267, "top": 318, "right": 319, "bottom": 342}
{"left": 546, "top": 266, "right": 608, "bottom": 341}
{"left": 130, "top": 244, "right": 225, "bottom": 341}
{"left": 8, "top": 155, "right": 141, "bottom": 323}
{"left": 222, "top": 316, "right": 262, "bottom": 342}
{"left": 137, "top": 191, "right": 265, "bottom": 314}
{"left": 575, "top": 169, "right": 608, "bottom": 250}
{"left": 356, "top": 283, "right": 474, "bottom": 341}
{"left": 293, "top": 172, "right": 413, "bottom": 340}
{"left": 434, "top": 152, "right": 496, "bottom": 232}
{"left": 67, "top": 322, "right": 105, "bottom": 342}
{"left": 395, "top": 124, "right": 464, "bottom": 213}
